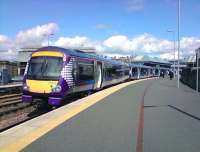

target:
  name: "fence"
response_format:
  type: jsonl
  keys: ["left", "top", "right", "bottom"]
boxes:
{"left": 181, "top": 68, "right": 200, "bottom": 92}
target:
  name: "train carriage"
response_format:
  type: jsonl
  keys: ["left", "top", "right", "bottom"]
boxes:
{"left": 22, "top": 46, "right": 129, "bottom": 106}
{"left": 129, "top": 64, "right": 153, "bottom": 79}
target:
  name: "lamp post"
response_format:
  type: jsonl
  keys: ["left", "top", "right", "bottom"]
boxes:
{"left": 43, "top": 33, "right": 54, "bottom": 46}
{"left": 177, "top": 0, "right": 181, "bottom": 88}
{"left": 48, "top": 34, "right": 54, "bottom": 46}
{"left": 167, "top": 29, "right": 176, "bottom": 75}
{"left": 196, "top": 48, "right": 199, "bottom": 92}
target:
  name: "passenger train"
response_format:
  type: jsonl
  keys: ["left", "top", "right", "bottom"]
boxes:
{"left": 22, "top": 46, "right": 166, "bottom": 107}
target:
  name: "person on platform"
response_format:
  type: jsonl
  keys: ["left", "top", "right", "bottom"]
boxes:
{"left": 169, "top": 70, "right": 173, "bottom": 80}
{"left": 160, "top": 71, "right": 164, "bottom": 78}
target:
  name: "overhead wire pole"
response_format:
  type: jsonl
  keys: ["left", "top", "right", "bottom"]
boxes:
{"left": 48, "top": 34, "right": 54, "bottom": 46}
{"left": 177, "top": 0, "right": 180, "bottom": 88}
{"left": 173, "top": 32, "right": 176, "bottom": 76}
{"left": 196, "top": 49, "right": 199, "bottom": 92}
{"left": 48, "top": 35, "right": 50, "bottom": 46}
{"left": 167, "top": 30, "right": 176, "bottom": 75}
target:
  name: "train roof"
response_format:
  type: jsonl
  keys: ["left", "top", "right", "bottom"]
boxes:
{"left": 35, "top": 46, "right": 126, "bottom": 65}
{"left": 129, "top": 63, "right": 153, "bottom": 69}
{"left": 129, "top": 63, "right": 170, "bottom": 70}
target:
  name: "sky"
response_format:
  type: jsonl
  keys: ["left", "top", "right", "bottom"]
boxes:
{"left": 0, "top": 0, "right": 200, "bottom": 60}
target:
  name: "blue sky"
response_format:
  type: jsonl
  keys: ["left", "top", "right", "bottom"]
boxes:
{"left": 1, "top": 0, "right": 200, "bottom": 39}
{"left": 0, "top": 0, "right": 200, "bottom": 60}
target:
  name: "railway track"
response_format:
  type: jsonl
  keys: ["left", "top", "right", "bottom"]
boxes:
{"left": 0, "top": 90, "right": 100, "bottom": 132}
{"left": 0, "top": 93, "right": 30, "bottom": 117}
{"left": 0, "top": 102, "right": 32, "bottom": 117}
{"left": 0, "top": 93, "right": 35, "bottom": 132}
{"left": 0, "top": 93, "right": 25, "bottom": 114}
{"left": 0, "top": 93, "right": 22, "bottom": 103}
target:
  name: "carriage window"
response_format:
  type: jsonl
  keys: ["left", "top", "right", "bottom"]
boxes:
{"left": 132, "top": 68, "right": 138, "bottom": 76}
{"left": 125, "top": 68, "right": 129, "bottom": 75}
{"left": 78, "top": 62, "right": 94, "bottom": 80}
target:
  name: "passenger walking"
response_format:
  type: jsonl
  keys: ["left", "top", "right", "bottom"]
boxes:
{"left": 169, "top": 70, "right": 173, "bottom": 80}
{"left": 160, "top": 71, "right": 164, "bottom": 78}
{"left": 166, "top": 70, "right": 169, "bottom": 77}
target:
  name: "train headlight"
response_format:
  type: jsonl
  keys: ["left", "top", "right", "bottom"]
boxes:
{"left": 52, "top": 85, "right": 62, "bottom": 93}
{"left": 23, "top": 84, "right": 29, "bottom": 91}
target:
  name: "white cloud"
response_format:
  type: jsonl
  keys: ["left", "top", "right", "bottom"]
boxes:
{"left": 0, "top": 35, "right": 13, "bottom": 50}
{"left": 160, "top": 52, "right": 176, "bottom": 60}
{"left": 134, "top": 55, "right": 145, "bottom": 61}
{"left": 0, "top": 35, "right": 17, "bottom": 60}
{"left": 0, "top": 23, "right": 58, "bottom": 60}
{"left": 54, "top": 36, "right": 98, "bottom": 49}
{"left": 103, "top": 33, "right": 172, "bottom": 54}
{"left": 180, "top": 37, "right": 200, "bottom": 53}
{"left": 126, "top": 0, "right": 144, "bottom": 12}
{"left": 95, "top": 24, "right": 111, "bottom": 30}
{"left": 15, "top": 22, "right": 58, "bottom": 48}
{"left": 103, "top": 35, "right": 135, "bottom": 53}
{"left": 0, "top": 49, "right": 17, "bottom": 61}
{"left": 54, "top": 36, "right": 107, "bottom": 54}
{"left": 102, "top": 34, "right": 200, "bottom": 59}
{"left": 1, "top": 22, "right": 200, "bottom": 61}
{"left": 159, "top": 37, "right": 200, "bottom": 59}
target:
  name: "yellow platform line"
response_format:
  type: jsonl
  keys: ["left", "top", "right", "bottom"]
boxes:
{"left": 0, "top": 78, "right": 152, "bottom": 152}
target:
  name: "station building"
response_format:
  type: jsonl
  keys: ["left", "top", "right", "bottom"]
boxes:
{"left": 0, "top": 61, "right": 18, "bottom": 76}
{"left": 0, "top": 60, "right": 18, "bottom": 84}
{"left": 16, "top": 48, "right": 39, "bottom": 76}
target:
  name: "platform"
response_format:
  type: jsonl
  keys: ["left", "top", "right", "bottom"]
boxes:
{"left": 0, "top": 78, "right": 200, "bottom": 152}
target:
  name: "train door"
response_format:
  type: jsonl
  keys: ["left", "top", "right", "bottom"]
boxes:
{"left": 132, "top": 67, "right": 137, "bottom": 79}
{"left": 138, "top": 67, "right": 141, "bottom": 79}
{"left": 95, "top": 61, "right": 102, "bottom": 89}
{"left": 155, "top": 68, "right": 159, "bottom": 76}
{"left": 129, "top": 67, "right": 133, "bottom": 78}
{"left": 74, "top": 59, "right": 94, "bottom": 93}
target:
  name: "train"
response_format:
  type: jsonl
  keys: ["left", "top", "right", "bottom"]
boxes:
{"left": 22, "top": 46, "right": 168, "bottom": 107}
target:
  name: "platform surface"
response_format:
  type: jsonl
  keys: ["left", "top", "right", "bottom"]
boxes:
{"left": 0, "top": 78, "right": 200, "bottom": 152}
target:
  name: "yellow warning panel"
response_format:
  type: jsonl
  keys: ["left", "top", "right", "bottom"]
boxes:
{"left": 32, "top": 51, "right": 63, "bottom": 57}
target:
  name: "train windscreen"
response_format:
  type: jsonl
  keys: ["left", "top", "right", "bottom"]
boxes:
{"left": 27, "top": 56, "right": 63, "bottom": 80}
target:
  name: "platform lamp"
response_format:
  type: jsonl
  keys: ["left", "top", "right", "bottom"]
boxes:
{"left": 177, "top": 0, "right": 181, "bottom": 88}
{"left": 167, "top": 29, "right": 176, "bottom": 75}
{"left": 43, "top": 33, "right": 54, "bottom": 46}
{"left": 196, "top": 48, "right": 200, "bottom": 92}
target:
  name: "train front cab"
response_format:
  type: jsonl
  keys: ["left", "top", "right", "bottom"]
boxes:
{"left": 22, "top": 51, "right": 66, "bottom": 106}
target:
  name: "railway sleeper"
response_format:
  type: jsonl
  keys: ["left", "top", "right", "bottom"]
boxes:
{"left": 0, "top": 104, "right": 31, "bottom": 117}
